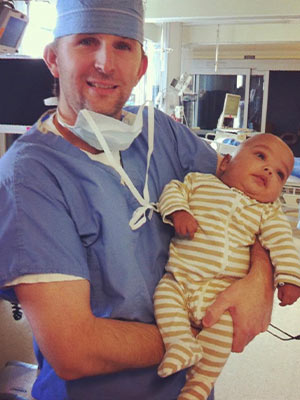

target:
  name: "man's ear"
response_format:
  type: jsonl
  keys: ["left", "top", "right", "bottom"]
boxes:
{"left": 43, "top": 43, "right": 59, "bottom": 78}
{"left": 135, "top": 53, "right": 148, "bottom": 85}
{"left": 216, "top": 153, "right": 232, "bottom": 177}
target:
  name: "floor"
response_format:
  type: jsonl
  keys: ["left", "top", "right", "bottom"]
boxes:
{"left": 215, "top": 211, "right": 300, "bottom": 400}
{"left": 215, "top": 296, "right": 300, "bottom": 399}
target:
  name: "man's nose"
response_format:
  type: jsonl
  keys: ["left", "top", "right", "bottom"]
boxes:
{"left": 94, "top": 43, "right": 115, "bottom": 74}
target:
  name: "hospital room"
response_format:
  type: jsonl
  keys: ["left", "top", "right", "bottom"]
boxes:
{"left": 0, "top": 1, "right": 300, "bottom": 399}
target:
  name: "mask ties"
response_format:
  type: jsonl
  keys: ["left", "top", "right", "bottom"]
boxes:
{"left": 129, "top": 102, "right": 158, "bottom": 229}
{"left": 81, "top": 102, "right": 158, "bottom": 230}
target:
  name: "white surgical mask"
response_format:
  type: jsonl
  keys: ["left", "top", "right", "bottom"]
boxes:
{"left": 57, "top": 104, "right": 145, "bottom": 152}
{"left": 58, "top": 102, "right": 158, "bottom": 230}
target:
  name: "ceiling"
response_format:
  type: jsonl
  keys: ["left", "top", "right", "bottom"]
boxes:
{"left": 144, "top": 0, "right": 300, "bottom": 25}
{"left": 144, "top": 0, "right": 300, "bottom": 59}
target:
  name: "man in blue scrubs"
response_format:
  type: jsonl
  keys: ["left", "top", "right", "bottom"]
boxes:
{"left": 0, "top": 1, "right": 274, "bottom": 399}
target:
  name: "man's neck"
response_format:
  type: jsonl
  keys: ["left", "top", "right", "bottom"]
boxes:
{"left": 53, "top": 112, "right": 103, "bottom": 155}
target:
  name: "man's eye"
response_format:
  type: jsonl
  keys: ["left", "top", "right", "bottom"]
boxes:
{"left": 115, "top": 42, "right": 131, "bottom": 51}
{"left": 79, "top": 38, "right": 96, "bottom": 46}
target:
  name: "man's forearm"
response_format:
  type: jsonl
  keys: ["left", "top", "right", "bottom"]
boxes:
{"left": 76, "top": 317, "right": 165, "bottom": 379}
{"left": 202, "top": 238, "right": 274, "bottom": 352}
{"left": 16, "top": 280, "right": 165, "bottom": 380}
{"left": 249, "top": 237, "right": 274, "bottom": 286}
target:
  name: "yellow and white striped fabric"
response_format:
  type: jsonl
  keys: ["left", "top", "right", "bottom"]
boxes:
{"left": 154, "top": 172, "right": 300, "bottom": 400}
{"left": 154, "top": 274, "right": 233, "bottom": 400}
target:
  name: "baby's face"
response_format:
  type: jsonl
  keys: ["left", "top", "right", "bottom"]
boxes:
{"left": 220, "top": 134, "right": 294, "bottom": 203}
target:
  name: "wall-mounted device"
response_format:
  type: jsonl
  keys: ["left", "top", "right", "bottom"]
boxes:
{"left": 0, "top": 3, "right": 28, "bottom": 54}
{"left": 170, "top": 73, "right": 193, "bottom": 97}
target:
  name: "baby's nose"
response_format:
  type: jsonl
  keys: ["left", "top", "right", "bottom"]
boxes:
{"left": 264, "top": 166, "right": 272, "bottom": 175}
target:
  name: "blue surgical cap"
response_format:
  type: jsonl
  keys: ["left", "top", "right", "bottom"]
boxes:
{"left": 54, "top": 0, "right": 144, "bottom": 44}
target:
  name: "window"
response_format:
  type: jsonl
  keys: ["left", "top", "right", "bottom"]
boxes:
{"left": 129, "top": 39, "right": 161, "bottom": 106}
{"left": 18, "top": 2, "right": 56, "bottom": 57}
{"left": 187, "top": 73, "right": 247, "bottom": 131}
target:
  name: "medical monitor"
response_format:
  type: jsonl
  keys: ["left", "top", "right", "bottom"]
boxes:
{"left": 217, "top": 93, "right": 241, "bottom": 129}
{"left": 0, "top": 57, "right": 54, "bottom": 126}
{"left": 0, "top": 5, "right": 28, "bottom": 54}
{"left": 223, "top": 93, "right": 241, "bottom": 117}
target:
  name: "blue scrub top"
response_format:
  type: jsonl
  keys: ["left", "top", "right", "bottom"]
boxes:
{"left": 0, "top": 107, "right": 217, "bottom": 400}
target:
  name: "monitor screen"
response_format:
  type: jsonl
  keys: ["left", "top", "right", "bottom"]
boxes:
{"left": 0, "top": 15, "right": 27, "bottom": 48}
{"left": 0, "top": 5, "right": 28, "bottom": 54}
{"left": 223, "top": 93, "right": 241, "bottom": 117}
{"left": 0, "top": 58, "right": 54, "bottom": 126}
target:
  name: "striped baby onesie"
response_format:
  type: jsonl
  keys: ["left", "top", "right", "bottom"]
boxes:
{"left": 154, "top": 172, "right": 300, "bottom": 400}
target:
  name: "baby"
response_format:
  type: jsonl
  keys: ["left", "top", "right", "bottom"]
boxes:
{"left": 154, "top": 133, "right": 300, "bottom": 400}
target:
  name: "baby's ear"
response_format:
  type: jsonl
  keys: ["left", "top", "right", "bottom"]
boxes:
{"left": 217, "top": 153, "right": 232, "bottom": 176}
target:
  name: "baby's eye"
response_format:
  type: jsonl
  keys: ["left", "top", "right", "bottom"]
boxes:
{"left": 256, "top": 152, "right": 265, "bottom": 160}
{"left": 277, "top": 171, "right": 285, "bottom": 181}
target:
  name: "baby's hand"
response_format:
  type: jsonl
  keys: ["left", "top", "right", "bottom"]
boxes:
{"left": 277, "top": 283, "right": 300, "bottom": 306}
{"left": 170, "top": 210, "right": 198, "bottom": 239}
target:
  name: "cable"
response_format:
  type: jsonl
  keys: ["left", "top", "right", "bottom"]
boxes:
{"left": 0, "top": 1, "right": 15, "bottom": 9}
{"left": 182, "top": 108, "right": 189, "bottom": 128}
{"left": 267, "top": 323, "right": 300, "bottom": 341}
{"left": 11, "top": 302, "right": 23, "bottom": 321}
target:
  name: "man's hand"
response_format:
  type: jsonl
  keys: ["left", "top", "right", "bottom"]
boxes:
{"left": 170, "top": 210, "right": 198, "bottom": 239}
{"left": 202, "top": 238, "right": 274, "bottom": 352}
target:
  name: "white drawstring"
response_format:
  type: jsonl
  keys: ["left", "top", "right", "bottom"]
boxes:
{"left": 81, "top": 102, "right": 158, "bottom": 230}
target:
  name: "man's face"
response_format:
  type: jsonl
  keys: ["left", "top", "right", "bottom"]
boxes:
{"left": 44, "top": 33, "right": 148, "bottom": 123}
